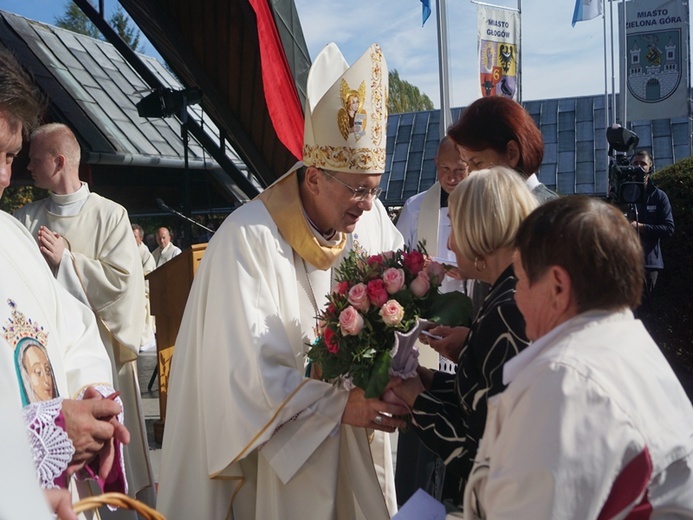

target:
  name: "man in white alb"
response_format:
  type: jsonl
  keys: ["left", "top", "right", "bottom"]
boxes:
{"left": 151, "top": 226, "right": 181, "bottom": 268}
{"left": 157, "top": 43, "right": 408, "bottom": 520}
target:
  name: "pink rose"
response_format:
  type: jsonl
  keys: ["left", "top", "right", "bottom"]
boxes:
{"left": 382, "top": 267, "right": 405, "bottom": 294}
{"left": 367, "top": 279, "right": 388, "bottom": 307}
{"left": 410, "top": 271, "right": 431, "bottom": 298}
{"left": 424, "top": 261, "right": 446, "bottom": 286}
{"left": 339, "top": 306, "right": 364, "bottom": 336}
{"left": 334, "top": 281, "right": 349, "bottom": 295}
{"left": 323, "top": 327, "right": 339, "bottom": 354}
{"left": 379, "top": 299, "right": 405, "bottom": 326}
{"left": 403, "top": 250, "right": 425, "bottom": 276}
{"left": 348, "top": 283, "right": 370, "bottom": 312}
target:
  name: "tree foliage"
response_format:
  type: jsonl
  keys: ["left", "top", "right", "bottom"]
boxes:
{"left": 388, "top": 69, "right": 434, "bottom": 115}
{"left": 0, "top": 186, "right": 48, "bottom": 214}
{"left": 109, "top": 6, "right": 143, "bottom": 53}
{"left": 642, "top": 158, "right": 693, "bottom": 378}
{"left": 55, "top": 1, "right": 144, "bottom": 53}
{"left": 55, "top": 2, "right": 100, "bottom": 39}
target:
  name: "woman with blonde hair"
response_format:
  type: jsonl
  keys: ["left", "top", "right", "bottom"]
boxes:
{"left": 392, "top": 166, "right": 538, "bottom": 506}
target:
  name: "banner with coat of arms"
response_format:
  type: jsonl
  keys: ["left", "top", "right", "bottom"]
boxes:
{"left": 620, "top": 0, "right": 690, "bottom": 121}
{"left": 476, "top": 4, "right": 520, "bottom": 100}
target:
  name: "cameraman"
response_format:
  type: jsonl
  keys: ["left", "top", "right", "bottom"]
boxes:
{"left": 629, "top": 150, "right": 675, "bottom": 314}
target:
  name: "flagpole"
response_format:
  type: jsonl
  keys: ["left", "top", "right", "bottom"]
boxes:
{"left": 602, "top": 0, "right": 607, "bottom": 190}
{"left": 602, "top": 0, "right": 608, "bottom": 125}
{"left": 517, "top": 0, "right": 522, "bottom": 103}
{"left": 436, "top": 0, "right": 452, "bottom": 140}
{"left": 621, "top": 0, "right": 628, "bottom": 127}
{"left": 610, "top": 0, "right": 617, "bottom": 124}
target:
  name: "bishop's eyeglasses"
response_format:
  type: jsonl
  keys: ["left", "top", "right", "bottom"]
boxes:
{"left": 321, "top": 169, "right": 383, "bottom": 202}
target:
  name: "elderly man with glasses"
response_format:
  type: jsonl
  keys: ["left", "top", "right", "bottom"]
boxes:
{"left": 157, "top": 43, "right": 407, "bottom": 520}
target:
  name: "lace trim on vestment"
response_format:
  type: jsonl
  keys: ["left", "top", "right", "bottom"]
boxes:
{"left": 23, "top": 397, "right": 74, "bottom": 489}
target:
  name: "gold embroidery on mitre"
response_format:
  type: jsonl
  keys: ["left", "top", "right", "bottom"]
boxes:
{"left": 338, "top": 79, "right": 368, "bottom": 141}
{"left": 2, "top": 299, "right": 49, "bottom": 348}
{"left": 370, "top": 45, "right": 385, "bottom": 149}
{"left": 302, "top": 144, "right": 386, "bottom": 173}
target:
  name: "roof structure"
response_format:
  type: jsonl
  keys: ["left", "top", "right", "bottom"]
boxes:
{"left": 0, "top": 11, "right": 215, "bottom": 170}
{"left": 381, "top": 95, "right": 692, "bottom": 208}
{"left": 117, "top": 0, "right": 310, "bottom": 188}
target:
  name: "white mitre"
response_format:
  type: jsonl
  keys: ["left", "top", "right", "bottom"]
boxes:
{"left": 302, "top": 43, "right": 388, "bottom": 174}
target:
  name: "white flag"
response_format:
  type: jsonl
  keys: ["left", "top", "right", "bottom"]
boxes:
{"left": 572, "top": 0, "right": 603, "bottom": 26}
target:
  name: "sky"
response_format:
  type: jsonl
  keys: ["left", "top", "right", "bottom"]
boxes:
{"left": 0, "top": 0, "right": 690, "bottom": 108}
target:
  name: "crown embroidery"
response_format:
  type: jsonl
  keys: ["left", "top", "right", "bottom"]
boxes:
{"left": 3, "top": 299, "right": 49, "bottom": 348}
{"left": 338, "top": 79, "right": 367, "bottom": 141}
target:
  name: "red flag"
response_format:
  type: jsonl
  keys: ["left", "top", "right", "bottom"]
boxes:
{"left": 248, "top": 0, "right": 304, "bottom": 160}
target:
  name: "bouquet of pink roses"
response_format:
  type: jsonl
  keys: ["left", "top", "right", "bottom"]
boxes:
{"left": 307, "top": 243, "right": 472, "bottom": 398}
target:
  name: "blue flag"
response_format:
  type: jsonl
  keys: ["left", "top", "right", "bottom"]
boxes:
{"left": 421, "top": 0, "right": 431, "bottom": 26}
{"left": 572, "top": 0, "right": 603, "bottom": 26}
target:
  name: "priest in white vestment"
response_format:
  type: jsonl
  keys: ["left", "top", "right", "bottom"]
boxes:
{"left": 151, "top": 226, "right": 181, "bottom": 268}
{"left": 15, "top": 123, "right": 155, "bottom": 513}
{"left": 158, "top": 43, "right": 408, "bottom": 520}
{"left": 132, "top": 223, "right": 156, "bottom": 352}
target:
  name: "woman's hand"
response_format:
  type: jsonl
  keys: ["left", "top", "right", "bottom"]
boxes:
{"left": 422, "top": 325, "right": 470, "bottom": 363}
{"left": 389, "top": 374, "right": 425, "bottom": 408}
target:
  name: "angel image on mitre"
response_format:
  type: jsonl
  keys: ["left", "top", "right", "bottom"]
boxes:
{"left": 338, "top": 79, "right": 367, "bottom": 141}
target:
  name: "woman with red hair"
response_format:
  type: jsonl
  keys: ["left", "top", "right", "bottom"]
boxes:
{"left": 448, "top": 96, "right": 557, "bottom": 202}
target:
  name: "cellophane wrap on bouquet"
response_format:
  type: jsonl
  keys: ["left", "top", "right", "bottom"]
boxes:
{"left": 308, "top": 243, "right": 472, "bottom": 398}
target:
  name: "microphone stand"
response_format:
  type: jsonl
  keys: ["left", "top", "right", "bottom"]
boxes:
{"left": 156, "top": 198, "right": 215, "bottom": 235}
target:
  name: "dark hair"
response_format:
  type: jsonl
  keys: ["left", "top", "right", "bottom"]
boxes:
{"left": 631, "top": 150, "right": 653, "bottom": 171}
{"left": 632, "top": 150, "right": 652, "bottom": 162}
{"left": 132, "top": 223, "right": 144, "bottom": 237}
{"left": 447, "top": 97, "right": 543, "bottom": 177}
{"left": 0, "top": 47, "right": 46, "bottom": 135}
{"left": 515, "top": 195, "right": 643, "bottom": 312}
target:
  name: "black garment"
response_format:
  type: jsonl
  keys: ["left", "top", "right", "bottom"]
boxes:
{"left": 394, "top": 430, "right": 445, "bottom": 505}
{"left": 631, "top": 180, "right": 674, "bottom": 314}
{"left": 409, "top": 265, "right": 530, "bottom": 501}
{"left": 632, "top": 180, "right": 674, "bottom": 270}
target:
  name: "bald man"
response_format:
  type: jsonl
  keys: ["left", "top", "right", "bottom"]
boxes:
{"left": 152, "top": 226, "right": 181, "bottom": 268}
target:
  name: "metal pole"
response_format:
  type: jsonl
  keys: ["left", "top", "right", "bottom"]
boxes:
{"left": 436, "top": 0, "right": 452, "bottom": 139}
{"left": 517, "top": 0, "right": 522, "bottom": 103}
{"left": 610, "top": 0, "right": 617, "bottom": 125}
{"left": 687, "top": 0, "right": 692, "bottom": 156}
{"left": 621, "top": 0, "right": 628, "bottom": 128}
{"left": 602, "top": 0, "right": 609, "bottom": 124}
{"left": 602, "top": 0, "right": 607, "bottom": 191}
{"left": 181, "top": 101, "right": 193, "bottom": 245}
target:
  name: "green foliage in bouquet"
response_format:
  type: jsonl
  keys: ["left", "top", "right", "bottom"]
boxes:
{"left": 308, "top": 243, "right": 473, "bottom": 398}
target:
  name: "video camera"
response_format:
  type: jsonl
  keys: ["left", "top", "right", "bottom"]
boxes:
{"left": 606, "top": 125, "right": 647, "bottom": 205}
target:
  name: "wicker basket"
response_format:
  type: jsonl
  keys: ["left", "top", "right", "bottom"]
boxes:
{"left": 73, "top": 492, "right": 165, "bottom": 520}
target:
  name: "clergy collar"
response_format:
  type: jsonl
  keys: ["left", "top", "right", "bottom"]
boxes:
{"left": 439, "top": 189, "right": 449, "bottom": 208}
{"left": 304, "top": 211, "right": 338, "bottom": 242}
{"left": 49, "top": 182, "right": 89, "bottom": 205}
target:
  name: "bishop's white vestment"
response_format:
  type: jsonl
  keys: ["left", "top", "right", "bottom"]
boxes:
{"left": 15, "top": 188, "right": 154, "bottom": 505}
{"left": 158, "top": 171, "right": 403, "bottom": 519}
